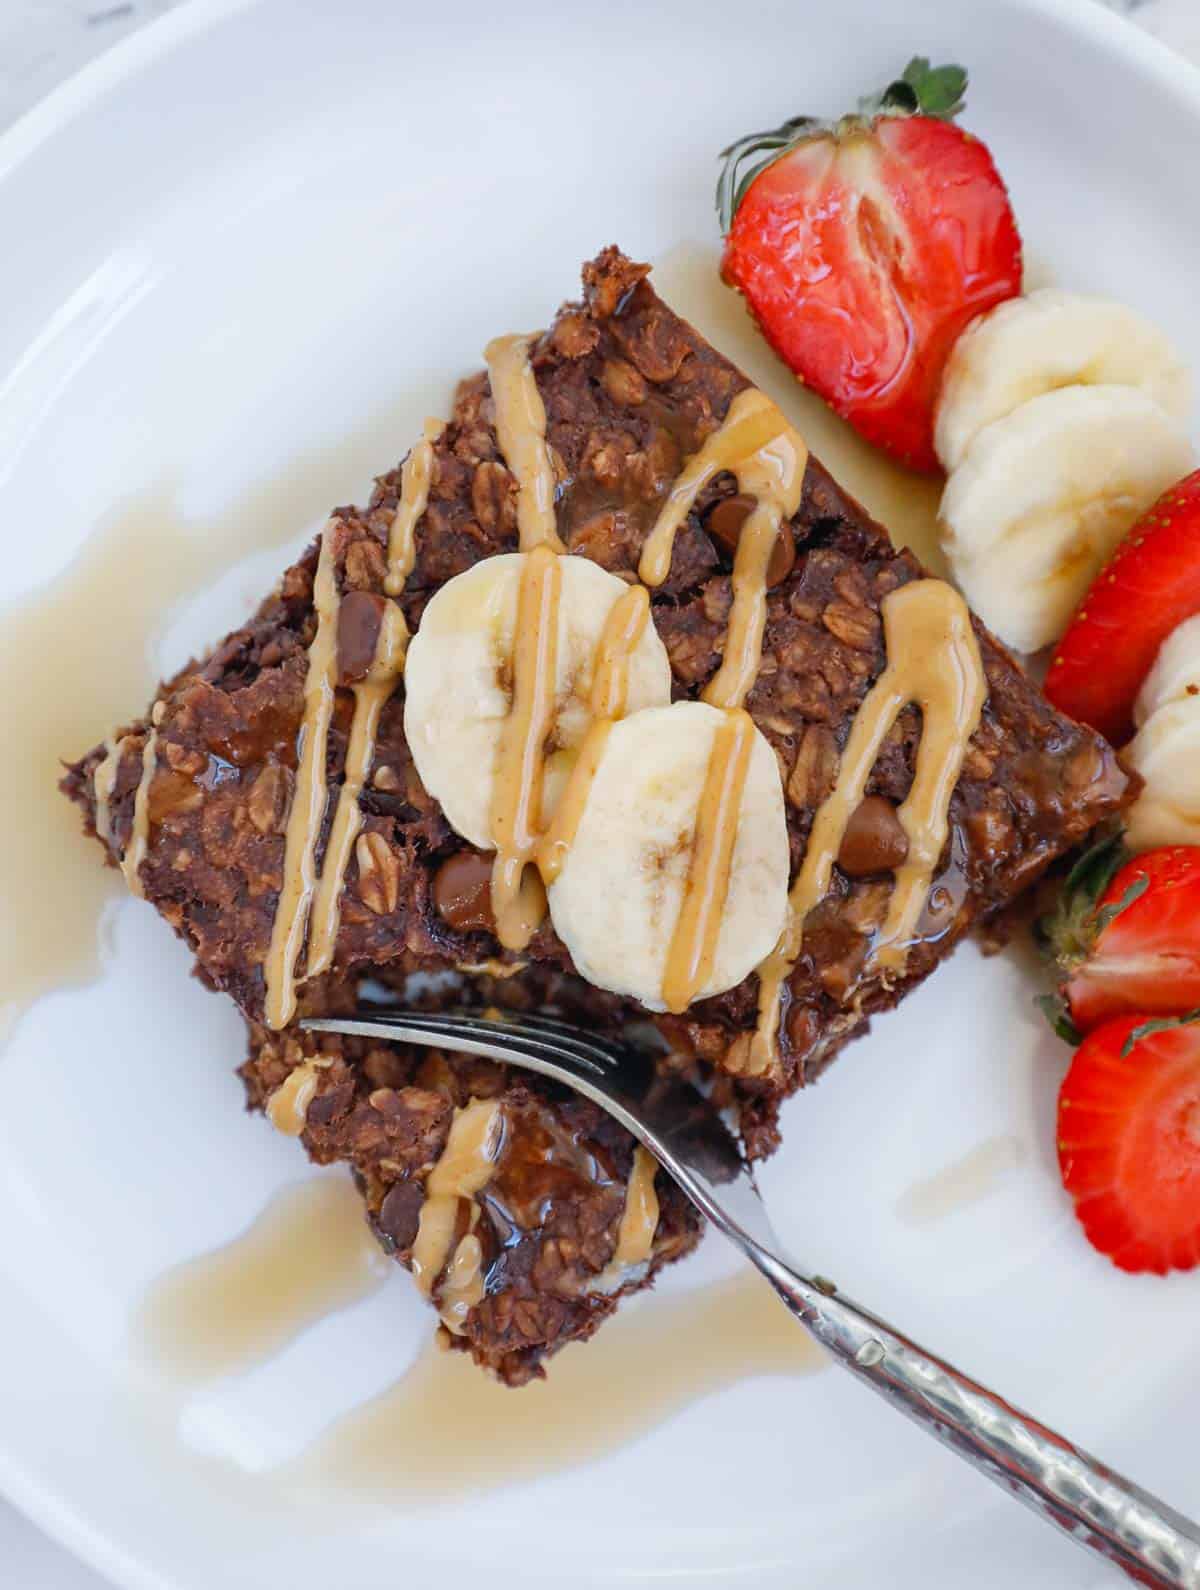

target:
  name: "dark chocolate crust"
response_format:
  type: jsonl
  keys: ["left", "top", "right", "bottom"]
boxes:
{"left": 62, "top": 247, "right": 1132, "bottom": 1378}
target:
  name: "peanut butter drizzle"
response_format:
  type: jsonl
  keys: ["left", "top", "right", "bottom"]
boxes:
{"left": 384, "top": 418, "right": 444, "bottom": 597}
{"left": 750, "top": 579, "right": 987, "bottom": 1074}
{"left": 639, "top": 389, "right": 807, "bottom": 710}
{"left": 263, "top": 523, "right": 340, "bottom": 1030}
{"left": 92, "top": 735, "right": 122, "bottom": 845}
{"left": 534, "top": 584, "right": 649, "bottom": 887}
{"left": 121, "top": 705, "right": 163, "bottom": 900}
{"left": 489, "top": 544, "right": 562, "bottom": 949}
{"left": 410, "top": 1099, "right": 505, "bottom": 1333}
{"left": 586, "top": 1144, "right": 662, "bottom": 1294}
{"left": 305, "top": 602, "right": 409, "bottom": 979}
{"left": 267, "top": 419, "right": 435, "bottom": 1008}
{"left": 588, "top": 583, "right": 651, "bottom": 721}
{"left": 266, "top": 1057, "right": 330, "bottom": 1137}
{"left": 661, "top": 709, "right": 756, "bottom": 1015}
{"left": 612, "top": 1146, "right": 660, "bottom": 1268}
{"left": 484, "top": 334, "right": 565, "bottom": 554}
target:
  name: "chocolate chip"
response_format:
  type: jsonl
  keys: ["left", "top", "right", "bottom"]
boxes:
{"left": 432, "top": 849, "right": 496, "bottom": 934}
{"left": 786, "top": 1002, "right": 820, "bottom": 1057}
{"left": 305, "top": 1075, "right": 354, "bottom": 1127}
{"left": 377, "top": 1180, "right": 424, "bottom": 1253}
{"left": 837, "top": 796, "right": 910, "bottom": 877}
{"left": 336, "top": 589, "right": 385, "bottom": 685}
{"left": 704, "top": 494, "right": 796, "bottom": 586}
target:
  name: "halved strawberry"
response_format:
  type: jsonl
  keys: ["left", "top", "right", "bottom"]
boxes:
{"left": 1045, "top": 469, "right": 1200, "bottom": 746}
{"left": 1039, "top": 837, "right": 1200, "bottom": 1037}
{"left": 1058, "top": 1013, "right": 1200, "bottom": 1273}
{"left": 718, "top": 57, "right": 1022, "bottom": 472}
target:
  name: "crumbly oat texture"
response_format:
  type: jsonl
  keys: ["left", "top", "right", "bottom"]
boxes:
{"left": 62, "top": 247, "right": 1132, "bottom": 1381}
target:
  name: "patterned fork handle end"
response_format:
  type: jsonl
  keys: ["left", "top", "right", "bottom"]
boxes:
{"left": 753, "top": 1250, "right": 1200, "bottom": 1589}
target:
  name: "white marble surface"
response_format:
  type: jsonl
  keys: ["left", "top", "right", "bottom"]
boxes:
{"left": 0, "top": 0, "right": 1197, "bottom": 1585}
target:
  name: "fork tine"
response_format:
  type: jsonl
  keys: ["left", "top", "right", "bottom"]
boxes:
{"left": 319, "top": 1009, "right": 629, "bottom": 1073}
{"left": 302, "top": 1012, "right": 618, "bottom": 1083}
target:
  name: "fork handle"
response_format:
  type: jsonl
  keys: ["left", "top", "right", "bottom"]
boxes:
{"left": 750, "top": 1248, "right": 1200, "bottom": 1587}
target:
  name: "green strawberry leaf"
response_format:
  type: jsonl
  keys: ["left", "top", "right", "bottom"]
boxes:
{"left": 1063, "top": 827, "right": 1128, "bottom": 906}
{"left": 1092, "top": 872, "right": 1149, "bottom": 935}
{"left": 862, "top": 57, "right": 968, "bottom": 121}
{"left": 1036, "top": 992, "right": 1083, "bottom": 1047}
{"left": 902, "top": 56, "right": 968, "bottom": 119}
{"left": 1035, "top": 827, "right": 1132, "bottom": 970}
{"left": 1120, "top": 1009, "right": 1200, "bottom": 1059}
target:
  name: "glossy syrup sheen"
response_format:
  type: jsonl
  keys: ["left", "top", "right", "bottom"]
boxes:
{"left": 0, "top": 484, "right": 298, "bottom": 1040}
{"left": 133, "top": 1174, "right": 825, "bottom": 1497}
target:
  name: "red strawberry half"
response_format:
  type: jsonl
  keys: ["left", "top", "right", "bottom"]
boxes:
{"left": 1058, "top": 1013, "right": 1200, "bottom": 1274}
{"left": 718, "top": 57, "right": 1022, "bottom": 472}
{"left": 1045, "top": 469, "right": 1200, "bottom": 746}
{"left": 1038, "top": 837, "right": 1200, "bottom": 1038}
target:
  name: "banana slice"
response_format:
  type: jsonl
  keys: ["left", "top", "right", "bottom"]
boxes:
{"left": 404, "top": 554, "right": 671, "bottom": 848}
{"left": 935, "top": 289, "right": 1192, "bottom": 473}
{"left": 1125, "top": 615, "right": 1200, "bottom": 849}
{"left": 1125, "top": 697, "right": 1200, "bottom": 850}
{"left": 1134, "top": 613, "right": 1200, "bottom": 727}
{"left": 546, "top": 702, "right": 788, "bottom": 1011}
{"left": 938, "top": 386, "right": 1193, "bottom": 653}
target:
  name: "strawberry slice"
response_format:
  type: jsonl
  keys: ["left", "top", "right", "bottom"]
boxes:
{"left": 1058, "top": 1013, "right": 1200, "bottom": 1274}
{"left": 1039, "top": 838, "right": 1200, "bottom": 1036}
{"left": 718, "top": 57, "right": 1022, "bottom": 473}
{"left": 1045, "top": 469, "right": 1200, "bottom": 745}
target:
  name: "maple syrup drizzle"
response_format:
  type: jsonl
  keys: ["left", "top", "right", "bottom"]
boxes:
{"left": 384, "top": 418, "right": 444, "bottom": 596}
{"left": 748, "top": 579, "right": 987, "bottom": 1075}
{"left": 305, "top": 603, "right": 408, "bottom": 979}
{"left": 661, "top": 708, "right": 756, "bottom": 1014}
{"left": 639, "top": 388, "right": 807, "bottom": 710}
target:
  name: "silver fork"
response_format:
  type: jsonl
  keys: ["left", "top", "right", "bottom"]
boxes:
{"left": 304, "top": 1006, "right": 1200, "bottom": 1588}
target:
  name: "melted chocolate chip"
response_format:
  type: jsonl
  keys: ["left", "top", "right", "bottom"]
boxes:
{"left": 703, "top": 493, "right": 796, "bottom": 586}
{"left": 432, "top": 850, "right": 496, "bottom": 934}
{"left": 837, "top": 796, "right": 910, "bottom": 877}
{"left": 377, "top": 1180, "right": 423, "bottom": 1253}
{"left": 336, "top": 589, "right": 386, "bottom": 685}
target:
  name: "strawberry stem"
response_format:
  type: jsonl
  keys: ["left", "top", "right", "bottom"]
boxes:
{"left": 859, "top": 57, "right": 968, "bottom": 122}
{"left": 715, "top": 57, "right": 969, "bottom": 233}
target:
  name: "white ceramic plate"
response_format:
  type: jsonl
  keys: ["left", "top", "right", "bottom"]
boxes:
{"left": 2, "top": 2, "right": 1198, "bottom": 1586}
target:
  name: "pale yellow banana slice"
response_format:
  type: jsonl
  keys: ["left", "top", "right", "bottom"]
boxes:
{"left": 935, "top": 288, "right": 1192, "bottom": 473}
{"left": 403, "top": 554, "right": 671, "bottom": 848}
{"left": 1125, "top": 698, "right": 1200, "bottom": 850}
{"left": 1134, "top": 613, "right": 1200, "bottom": 727}
{"left": 938, "top": 385, "right": 1193, "bottom": 652}
{"left": 1125, "top": 614, "right": 1200, "bottom": 849}
{"left": 546, "top": 702, "right": 789, "bottom": 1010}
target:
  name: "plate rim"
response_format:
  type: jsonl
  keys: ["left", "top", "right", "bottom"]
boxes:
{"left": 0, "top": 2, "right": 1197, "bottom": 1587}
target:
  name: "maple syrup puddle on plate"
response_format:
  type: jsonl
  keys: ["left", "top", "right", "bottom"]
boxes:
{"left": 0, "top": 394, "right": 436, "bottom": 1041}
{"left": 895, "top": 1134, "right": 1027, "bottom": 1226}
{"left": 135, "top": 1179, "right": 389, "bottom": 1381}
{"left": 135, "top": 1177, "right": 825, "bottom": 1499}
